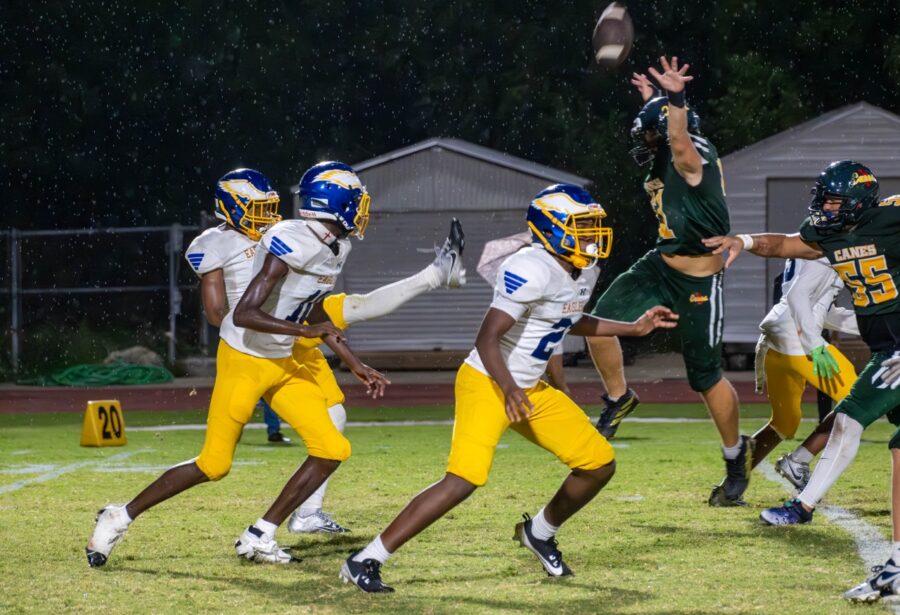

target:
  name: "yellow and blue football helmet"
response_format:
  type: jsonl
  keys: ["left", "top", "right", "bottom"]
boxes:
{"left": 527, "top": 184, "right": 612, "bottom": 269}
{"left": 214, "top": 168, "right": 282, "bottom": 241}
{"left": 294, "top": 161, "right": 370, "bottom": 239}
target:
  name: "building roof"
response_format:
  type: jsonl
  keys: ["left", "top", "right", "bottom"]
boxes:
{"left": 353, "top": 137, "right": 590, "bottom": 186}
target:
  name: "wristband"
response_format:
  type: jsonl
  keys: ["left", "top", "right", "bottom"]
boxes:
{"left": 737, "top": 234, "right": 754, "bottom": 250}
{"left": 666, "top": 89, "right": 685, "bottom": 108}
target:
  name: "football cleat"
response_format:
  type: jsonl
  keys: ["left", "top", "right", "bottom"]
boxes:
{"left": 340, "top": 551, "right": 394, "bottom": 593}
{"left": 433, "top": 218, "right": 466, "bottom": 288}
{"left": 708, "top": 435, "right": 755, "bottom": 507}
{"left": 267, "top": 431, "right": 292, "bottom": 445}
{"left": 774, "top": 453, "right": 811, "bottom": 491}
{"left": 85, "top": 504, "right": 132, "bottom": 567}
{"left": 287, "top": 510, "right": 350, "bottom": 534}
{"left": 513, "top": 513, "right": 573, "bottom": 577}
{"left": 844, "top": 558, "right": 900, "bottom": 603}
{"left": 594, "top": 389, "right": 640, "bottom": 440}
{"left": 759, "top": 498, "right": 814, "bottom": 526}
{"left": 234, "top": 525, "right": 293, "bottom": 564}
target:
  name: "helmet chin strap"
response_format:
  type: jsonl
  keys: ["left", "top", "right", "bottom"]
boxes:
{"left": 307, "top": 219, "right": 340, "bottom": 247}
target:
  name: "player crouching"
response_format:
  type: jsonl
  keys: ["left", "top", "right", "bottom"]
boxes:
{"left": 339, "top": 184, "right": 678, "bottom": 592}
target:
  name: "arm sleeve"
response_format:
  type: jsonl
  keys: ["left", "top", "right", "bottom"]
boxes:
{"left": 185, "top": 233, "right": 226, "bottom": 277}
{"left": 785, "top": 259, "right": 837, "bottom": 354}
{"left": 824, "top": 306, "right": 860, "bottom": 337}
{"left": 488, "top": 254, "right": 551, "bottom": 320}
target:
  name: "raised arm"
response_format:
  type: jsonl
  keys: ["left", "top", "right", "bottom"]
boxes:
{"left": 570, "top": 306, "right": 678, "bottom": 338}
{"left": 703, "top": 233, "right": 824, "bottom": 268}
{"left": 199, "top": 269, "right": 228, "bottom": 327}
{"left": 648, "top": 56, "right": 702, "bottom": 185}
{"left": 233, "top": 253, "right": 345, "bottom": 341}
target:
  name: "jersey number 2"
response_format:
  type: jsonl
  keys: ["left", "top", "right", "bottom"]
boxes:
{"left": 531, "top": 318, "right": 574, "bottom": 361}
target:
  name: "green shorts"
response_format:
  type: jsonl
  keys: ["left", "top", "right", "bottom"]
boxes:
{"left": 591, "top": 249, "right": 724, "bottom": 392}
{"left": 833, "top": 350, "right": 900, "bottom": 449}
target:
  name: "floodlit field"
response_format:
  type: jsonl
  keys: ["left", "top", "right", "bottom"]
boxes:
{"left": 1, "top": 404, "right": 897, "bottom": 614}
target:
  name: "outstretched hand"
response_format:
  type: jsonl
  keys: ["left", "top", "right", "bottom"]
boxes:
{"left": 631, "top": 72, "right": 656, "bottom": 102}
{"left": 351, "top": 364, "right": 391, "bottom": 398}
{"left": 648, "top": 56, "right": 693, "bottom": 93}
{"left": 702, "top": 235, "right": 744, "bottom": 268}
{"left": 633, "top": 306, "right": 679, "bottom": 335}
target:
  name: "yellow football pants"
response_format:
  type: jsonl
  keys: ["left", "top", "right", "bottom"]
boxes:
{"left": 764, "top": 345, "right": 857, "bottom": 438}
{"left": 447, "top": 363, "right": 615, "bottom": 486}
{"left": 290, "top": 293, "right": 346, "bottom": 408}
{"left": 195, "top": 340, "right": 351, "bottom": 480}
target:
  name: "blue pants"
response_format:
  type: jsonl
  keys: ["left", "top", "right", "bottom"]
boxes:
{"left": 258, "top": 399, "right": 282, "bottom": 435}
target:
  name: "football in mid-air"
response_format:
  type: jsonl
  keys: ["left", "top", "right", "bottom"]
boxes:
{"left": 591, "top": 2, "right": 634, "bottom": 68}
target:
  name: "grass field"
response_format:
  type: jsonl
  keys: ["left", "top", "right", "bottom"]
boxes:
{"left": 1, "top": 403, "right": 898, "bottom": 614}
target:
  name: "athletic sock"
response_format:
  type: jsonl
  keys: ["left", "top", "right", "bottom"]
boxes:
{"left": 342, "top": 268, "right": 436, "bottom": 325}
{"left": 798, "top": 414, "right": 864, "bottom": 508}
{"left": 892, "top": 541, "right": 900, "bottom": 563}
{"left": 529, "top": 507, "right": 559, "bottom": 541}
{"left": 353, "top": 535, "right": 392, "bottom": 564}
{"left": 605, "top": 394, "right": 622, "bottom": 404}
{"left": 255, "top": 518, "right": 278, "bottom": 539}
{"left": 791, "top": 446, "right": 814, "bottom": 464}
{"left": 722, "top": 442, "right": 742, "bottom": 460}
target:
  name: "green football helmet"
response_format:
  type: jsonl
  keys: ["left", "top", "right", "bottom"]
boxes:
{"left": 629, "top": 96, "right": 701, "bottom": 166}
{"left": 808, "top": 161, "right": 879, "bottom": 230}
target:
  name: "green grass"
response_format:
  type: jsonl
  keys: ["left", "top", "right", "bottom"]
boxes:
{"left": 0, "top": 405, "right": 896, "bottom": 614}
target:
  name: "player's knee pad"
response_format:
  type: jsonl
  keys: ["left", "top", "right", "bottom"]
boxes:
{"left": 328, "top": 403, "right": 347, "bottom": 433}
{"left": 769, "top": 414, "right": 799, "bottom": 439}
{"left": 568, "top": 432, "right": 616, "bottom": 472}
{"left": 314, "top": 434, "right": 351, "bottom": 462}
{"left": 195, "top": 453, "right": 232, "bottom": 481}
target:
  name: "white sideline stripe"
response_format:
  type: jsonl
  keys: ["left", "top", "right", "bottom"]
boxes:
{"left": 0, "top": 450, "right": 149, "bottom": 495}
{"left": 129, "top": 417, "right": 725, "bottom": 433}
{"left": 129, "top": 416, "right": 834, "bottom": 433}
{"left": 758, "top": 461, "right": 900, "bottom": 612}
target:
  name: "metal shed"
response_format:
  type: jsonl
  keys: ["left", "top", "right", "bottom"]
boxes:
{"left": 721, "top": 102, "right": 900, "bottom": 351}
{"left": 292, "top": 138, "right": 591, "bottom": 353}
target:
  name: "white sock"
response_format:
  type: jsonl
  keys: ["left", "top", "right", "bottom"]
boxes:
{"left": 342, "top": 268, "right": 436, "bottom": 325}
{"left": 255, "top": 518, "right": 278, "bottom": 538}
{"left": 606, "top": 393, "right": 622, "bottom": 404}
{"left": 353, "top": 535, "right": 392, "bottom": 564}
{"left": 722, "top": 442, "right": 742, "bottom": 460}
{"left": 297, "top": 404, "right": 347, "bottom": 517}
{"left": 892, "top": 542, "right": 900, "bottom": 563}
{"left": 529, "top": 507, "right": 559, "bottom": 541}
{"left": 117, "top": 505, "right": 133, "bottom": 525}
{"left": 798, "top": 414, "right": 863, "bottom": 509}
{"left": 791, "top": 446, "right": 814, "bottom": 464}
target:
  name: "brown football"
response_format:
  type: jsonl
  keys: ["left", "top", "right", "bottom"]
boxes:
{"left": 591, "top": 3, "right": 634, "bottom": 68}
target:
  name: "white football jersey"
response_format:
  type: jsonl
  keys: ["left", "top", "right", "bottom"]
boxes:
{"left": 184, "top": 225, "right": 259, "bottom": 310}
{"left": 759, "top": 257, "right": 858, "bottom": 355}
{"left": 219, "top": 219, "right": 351, "bottom": 358}
{"left": 465, "top": 246, "right": 598, "bottom": 389}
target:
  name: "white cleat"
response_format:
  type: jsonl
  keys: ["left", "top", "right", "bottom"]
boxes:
{"left": 433, "top": 218, "right": 466, "bottom": 288}
{"left": 774, "top": 453, "right": 811, "bottom": 491}
{"left": 86, "top": 504, "right": 131, "bottom": 567}
{"left": 287, "top": 510, "right": 350, "bottom": 534}
{"left": 844, "top": 558, "right": 900, "bottom": 602}
{"left": 234, "top": 525, "right": 293, "bottom": 564}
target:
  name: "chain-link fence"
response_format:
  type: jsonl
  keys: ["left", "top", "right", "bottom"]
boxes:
{"left": 1, "top": 225, "right": 204, "bottom": 380}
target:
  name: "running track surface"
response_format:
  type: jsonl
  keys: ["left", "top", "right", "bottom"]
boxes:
{"left": 0, "top": 380, "right": 818, "bottom": 413}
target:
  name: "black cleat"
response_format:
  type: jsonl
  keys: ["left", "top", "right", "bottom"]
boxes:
{"left": 595, "top": 389, "right": 640, "bottom": 439}
{"left": 708, "top": 435, "right": 755, "bottom": 507}
{"left": 267, "top": 431, "right": 292, "bottom": 444}
{"left": 340, "top": 551, "right": 394, "bottom": 593}
{"left": 513, "top": 514, "right": 573, "bottom": 577}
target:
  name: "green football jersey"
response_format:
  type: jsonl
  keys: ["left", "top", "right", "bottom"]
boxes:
{"left": 644, "top": 135, "right": 730, "bottom": 256}
{"left": 800, "top": 198, "right": 900, "bottom": 350}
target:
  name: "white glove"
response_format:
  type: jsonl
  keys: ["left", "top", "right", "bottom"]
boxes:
{"left": 881, "top": 355, "right": 900, "bottom": 389}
